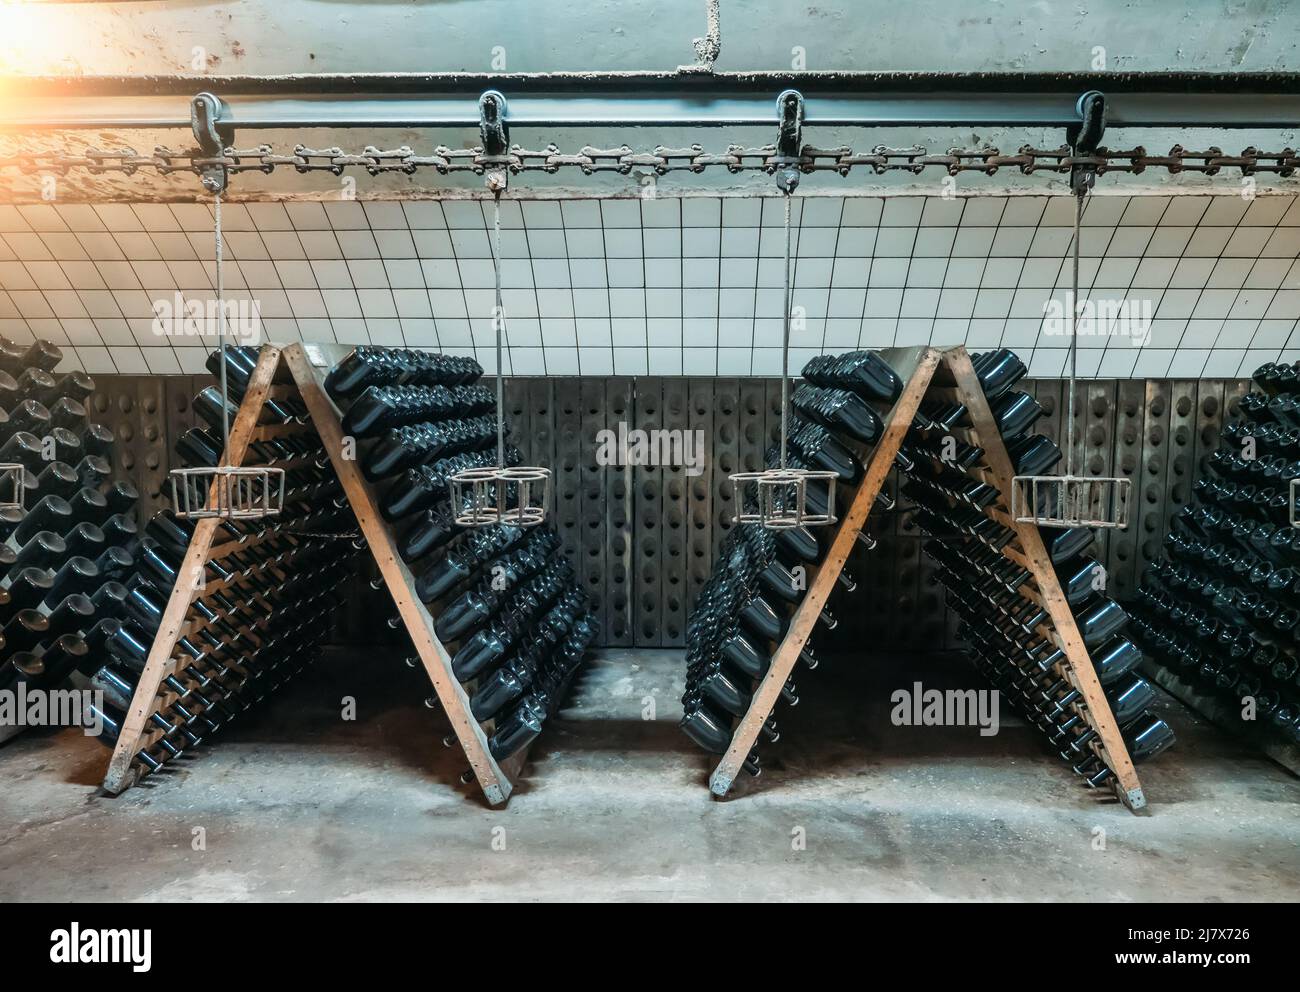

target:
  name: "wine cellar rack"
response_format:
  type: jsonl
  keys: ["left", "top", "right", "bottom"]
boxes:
{"left": 101, "top": 345, "right": 353, "bottom": 792}
{"left": 103, "top": 342, "right": 591, "bottom": 805}
{"left": 691, "top": 345, "right": 1161, "bottom": 813}
{"left": 1129, "top": 361, "right": 1300, "bottom": 775}
{"left": 0, "top": 339, "right": 140, "bottom": 747}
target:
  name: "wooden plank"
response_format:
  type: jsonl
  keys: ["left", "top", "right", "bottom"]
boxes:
{"left": 281, "top": 343, "right": 516, "bottom": 807}
{"left": 103, "top": 345, "right": 285, "bottom": 795}
{"left": 710, "top": 345, "right": 941, "bottom": 797}
{"left": 946, "top": 347, "right": 1147, "bottom": 812}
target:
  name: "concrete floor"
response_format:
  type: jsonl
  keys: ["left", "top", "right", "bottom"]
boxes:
{"left": 1, "top": 646, "right": 1297, "bottom": 902}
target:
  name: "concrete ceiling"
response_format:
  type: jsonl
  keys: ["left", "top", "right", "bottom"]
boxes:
{"left": 2, "top": 0, "right": 1296, "bottom": 77}
{"left": 2, "top": 3, "right": 1299, "bottom": 201}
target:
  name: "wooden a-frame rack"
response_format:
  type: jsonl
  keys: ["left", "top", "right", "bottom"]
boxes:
{"left": 707, "top": 345, "right": 1149, "bottom": 813}
{"left": 103, "top": 342, "right": 536, "bottom": 806}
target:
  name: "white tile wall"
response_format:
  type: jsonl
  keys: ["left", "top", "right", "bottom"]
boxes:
{"left": 0, "top": 195, "right": 1298, "bottom": 377}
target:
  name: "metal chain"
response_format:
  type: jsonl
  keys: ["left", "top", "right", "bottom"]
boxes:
{"left": 277, "top": 530, "right": 363, "bottom": 539}
{"left": 2, "top": 142, "right": 1297, "bottom": 180}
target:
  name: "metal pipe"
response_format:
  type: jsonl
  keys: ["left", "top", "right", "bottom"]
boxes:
{"left": 8, "top": 69, "right": 1299, "bottom": 96}
{"left": 4, "top": 71, "right": 1300, "bottom": 131}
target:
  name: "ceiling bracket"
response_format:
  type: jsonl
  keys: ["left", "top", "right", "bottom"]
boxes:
{"left": 478, "top": 90, "right": 511, "bottom": 193}
{"left": 772, "top": 88, "right": 805, "bottom": 194}
{"left": 190, "top": 91, "right": 233, "bottom": 194}
{"left": 1067, "top": 89, "right": 1106, "bottom": 195}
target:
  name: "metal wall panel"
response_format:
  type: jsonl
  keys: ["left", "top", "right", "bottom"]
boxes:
{"left": 1164, "top": 380, "right": 1201, "bottom": 544}
{"left": 686, "top": 380, "right": 715, "bottom": 628}
{"left": 660, "top": 378, "right": 690, "bottom": 646}
{"left": 98, "top": 372, "right": 1261, "bottom": 649}
{"left": 711, "top": 378, "right": 740, "bottom": 563}
{"left": 550, "top": 379, "right": 583, "bottom": 603}
{"left": 605, "top": 378, "right": 635, "bottom": 646}
{"left": 632, "top": 378, "right": 664, "bottom": 647}
{"left": 1107, "top": 380, "right": 1146, "bottom": 601}
{"left": 573, "top": 378, "right": 607, "bottom": 641}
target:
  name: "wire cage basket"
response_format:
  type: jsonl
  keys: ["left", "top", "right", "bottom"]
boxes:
{"left": 731, "top": 468, "right": 839, "bottom": 529}
{"left": 0, "top": 463, "right": 24, "bottom": 512}
{"left": 449, "top": 465, "right": 552, "bottom": 528}
{"left": 1010, "top": 474, "right": 1131, "bottom": 530}
{"left": 169, "top": 465, "right": 287, "bottom": 520}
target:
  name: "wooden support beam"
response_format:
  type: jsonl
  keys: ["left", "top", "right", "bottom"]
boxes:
{"left": 943, "top": 347, "right": 1147, "bottom": 812}
{"left": 281, "top": 343, "right": 519, "bottom": 807}
{"left": 103, "top": 346, "right": 284, "bottom": 795}
{"left": 709, "top": 346, "right": 942, "bottom": 797}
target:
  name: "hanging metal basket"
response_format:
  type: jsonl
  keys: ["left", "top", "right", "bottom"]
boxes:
{"left": 0, "top": 463, "right": 24, "bottom": 512}
{"left": 731, "top": 467, "right": 838, "bottom": 529}
{"left": 450, "top": 465, "right": 552, "bottom": 529}
{"left": 170, "top": 465, "right": 286, "bottom": 520}
{"left": 498, "top": 466, "right": 552, "bottom": 527}
{"left": 1010, "top": 474, "right": 1131, "bottom": 530}
{"left": 449, "top": 465, "right": 503, "bottom": 527}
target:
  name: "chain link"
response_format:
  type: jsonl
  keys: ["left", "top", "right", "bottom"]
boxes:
{"left": 1, "top": 141, "right": 1297, "bottom": 180}
{"left": 279, "top": 530, "right": 363, "bottom": 540}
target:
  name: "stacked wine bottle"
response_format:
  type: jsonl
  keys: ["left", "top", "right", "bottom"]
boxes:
{"left": 899, "top": 347, "right": 1175, "bottom": 791}
{"left": 89, "top": 345, "right": 366, "bottom": 781}
{"left": 679, "top": 349, "right": 904, "bottom": 776}
{"left": 1127, "top": 361, "right": 1300, "bottom": 748}
{"left": 324, "top": 346, "right": 595, "bottom": 764}
{"left": 0, "top": 337, "right": 141, "bottom": 744}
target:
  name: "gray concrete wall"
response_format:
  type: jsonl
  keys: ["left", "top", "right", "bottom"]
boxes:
{"left": 2, "top": 2, "right": 1298, "bottom": 200}
{"left": 4, "top": 0, "right": 1295, "bottom": 76}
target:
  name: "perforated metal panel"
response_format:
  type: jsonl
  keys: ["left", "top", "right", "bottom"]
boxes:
{"left": 88, "top": 372, "right": 1254, "bottom": 648}
{"left": 571, "top": 379, "right": 604, "bottom": 638}
{"left": 632, "top": 379, "right": 664, "bottom": 647}
{"left": 1106, "top": 380, "right": 1146, "bottom": 600}
{"left": 660, "top": 378, "right": 689, "bottom": 646}
{"left": 606, "top": 379, "right": 635, "bottom": 646}
{"left": 686, "top": 380, "right": 714, "bottom": 628}
{"left": 1165, "top": 381, "right": 1200, "bottom": 541}
{"left": 549, "top": 379, "right": 582, "bottom": 587}
{"left": 711, "top": 378, "right": 740, "bottom": 563}
{"left": 86, "top": 374, "right": 179, "bottom": 522}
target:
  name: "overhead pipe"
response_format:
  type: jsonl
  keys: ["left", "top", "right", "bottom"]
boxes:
{"left": 2, "top": 71, "right": 1300, "bottom": 131}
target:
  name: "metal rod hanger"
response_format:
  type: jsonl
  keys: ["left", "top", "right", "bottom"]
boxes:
{"left": 4, "top": 70, "right": 1300, "bottom": 131}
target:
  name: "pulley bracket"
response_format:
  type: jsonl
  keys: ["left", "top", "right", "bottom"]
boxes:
{"left": 478, "top": 90, "right": 511, "bottom": 193}
{"left": 772, "top": 89, "right": 804, "bottom": 194}
{"left": 1067, "top": 89, "right": 1106, "bottom": 195}
{"left": 191, "top": 92, "right": 234, "bottom": 194}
